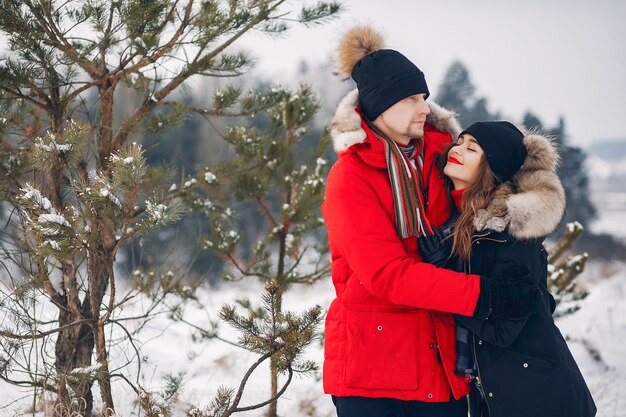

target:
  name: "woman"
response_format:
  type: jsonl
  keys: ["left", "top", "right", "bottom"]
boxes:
{"left": 419, "top": 121, "right": 597, "bottom": 417}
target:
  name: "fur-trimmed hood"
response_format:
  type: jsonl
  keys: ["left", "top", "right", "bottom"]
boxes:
{"left": 473, "top": 129, "right": 565, "bottom": 240}
{"left": 328, "top": 89, "right": 565, "bottom": 240}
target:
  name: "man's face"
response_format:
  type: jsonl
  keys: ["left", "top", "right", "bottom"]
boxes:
{"left": 373, "top": 93, "right": 430, "bottom": 145}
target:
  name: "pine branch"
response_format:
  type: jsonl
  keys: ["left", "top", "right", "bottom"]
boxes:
{"left": 296, "top": 1, "right": 342, "bottom": 26}
{"left": 0, "top": 84, "right": 48, "bottom": 110}
{"left": 0, "top": 318, "right": 95, "bottom": 340}
{"left": 111, "top": 0, "right": 195, "bottom": 82}
{"left": 2, "top": 58, "right": 53, "bottom": 107}
{"left": 0, "top": 374, "right": 57, "bottom": 393}
{"left": 256, "top": 196, "right": 279, "bottom": 228}
{"left": 111, "top": 1, "right": 286, "bottom": 150}
{"left": 25, "top": 1, "right": 102, "bottom": 78}
{"left": 156, "top": 101, "right": 259, "bottom": 118}
{"left": 287, "top": 264, "right": 331, "bottom": 285}
{"left": 232, "top": 365, "right": 293, "bottom": 413}
{"left": 227, "top": 349, "right": 275, "bottom": 409}
{"left": 64, "top": 80, "right": 100, "bottom": 105}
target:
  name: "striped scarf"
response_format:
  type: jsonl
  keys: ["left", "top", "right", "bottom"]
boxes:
{"left": 378, "top": 134, "right": 433, "bottom": 239}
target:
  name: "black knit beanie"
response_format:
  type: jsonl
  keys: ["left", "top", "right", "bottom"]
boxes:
{"left": 460, "top": 121, "right": 527, "bottom": 182}
{"left": 351, "top": 49, "right": 430, "bottom": 121}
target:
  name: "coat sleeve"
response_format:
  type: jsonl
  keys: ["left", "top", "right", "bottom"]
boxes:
{"left": 454, "top": 315, "right": 527, "bottom": 348}
{"left": 455, "top": 238, "right": 548, "bottom": 347}
{"left": 322, "top": 158, "right": 480, "bottom": 316}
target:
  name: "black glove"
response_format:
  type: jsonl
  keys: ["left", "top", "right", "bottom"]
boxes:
{"left": 473, "top": 266, "right": 541, "bottom": 320}
{"left": 417, "top": 228, "right": 451, "bottom": 268}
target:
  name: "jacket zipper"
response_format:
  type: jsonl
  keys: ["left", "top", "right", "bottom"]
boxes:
{"left": 472, "top": 334, "right": 493, "bottom": 416}
{"left": 466, "top": 235, "right": 504, "bottom": 417}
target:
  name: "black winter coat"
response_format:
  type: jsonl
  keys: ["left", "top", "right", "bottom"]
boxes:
{"left": 455, "top": 230, "right": 597, "bottom": 417}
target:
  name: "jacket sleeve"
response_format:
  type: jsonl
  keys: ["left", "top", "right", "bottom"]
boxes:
{"left": 322, "top": 158, "right": 480, "bottom": 316}
{"left": 454, "top": 315, "right": 527, "bottom": 348}
{"left": 454, "top": 238, "right": 548, "bottom": 347}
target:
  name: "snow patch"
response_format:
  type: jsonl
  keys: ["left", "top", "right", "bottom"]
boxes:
{"left": 38, "top": 213, "right": 70, "bottom": 227}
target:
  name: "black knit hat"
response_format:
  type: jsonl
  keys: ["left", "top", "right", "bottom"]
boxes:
{"left": 336, "top": 26, "right": 429, "bottom": 122}
{"left": 351, "top": 49, "right": 429, "bottom": 121}
{"left": 460, "top": 121, "right": 527, "bottom": 182}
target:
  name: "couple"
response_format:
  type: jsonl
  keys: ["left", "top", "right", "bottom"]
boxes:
{"left": 321, "top": 26, "right": 596, "bottom": 417}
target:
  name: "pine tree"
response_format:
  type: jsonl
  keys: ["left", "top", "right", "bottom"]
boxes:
{"left": 435, "top": 61, "right": 500, "bottom": 127}
{"left": 184, "top": 283, "right": 323, "bottom": 417}
{"left": 180, "top": 83, "right": 330, "bottom": 417}
{"left": 0, "top": 2, "right": 340, "bottom": 415}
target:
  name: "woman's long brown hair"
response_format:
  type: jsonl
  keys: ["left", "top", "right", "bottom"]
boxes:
{"left": 437, "top": 143, "right": 500, "bottom": 260}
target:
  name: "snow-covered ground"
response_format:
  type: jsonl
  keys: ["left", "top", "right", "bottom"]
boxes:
{"left": 558, "top": 263, "right": 626, "bottom": 417}
{"left": 0, "top": 276, "right": 338, "bottom": 417}
{"left": 133, "top": 266, "right": 626, "bottom": 417}
{"left": 2, "top": 262, "right": 626, "bottom": 417}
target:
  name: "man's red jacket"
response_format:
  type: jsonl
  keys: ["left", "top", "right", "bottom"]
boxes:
{"left": 322, "top": 90, "right": 480, "bottom": 401}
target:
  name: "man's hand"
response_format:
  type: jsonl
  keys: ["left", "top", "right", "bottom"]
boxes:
{"left": 473, "top": 266, "right": 541, "bottom": 320}
{"left": 417, "top": 228, "right": 452, "bottom": 268}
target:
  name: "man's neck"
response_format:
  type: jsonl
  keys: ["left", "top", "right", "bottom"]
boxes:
{"left": 390, "top": 135, "right": 411, "bottom": 146}
{"left": 371, "top": 121, "right": 411, "bottom": 146}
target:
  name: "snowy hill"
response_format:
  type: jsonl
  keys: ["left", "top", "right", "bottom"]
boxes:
{"left": 583, "top": 139, "right": 626, "bottom": 239}
{"left": 585, "top": 139, "right": 626, "bottom": 162}
{"left": 587, "top": 155, "right": 626, "bottom": 183}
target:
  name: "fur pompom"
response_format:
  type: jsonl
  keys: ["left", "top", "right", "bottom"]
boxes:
{"left": 337, "top": 26, "right": 384, "bottom": 78}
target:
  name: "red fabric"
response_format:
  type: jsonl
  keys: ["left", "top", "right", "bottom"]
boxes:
{"left": 451, "top": 189, "right": 465, "bottom": 212}
{"left": 321, "top": 115, "right": 480, "bottom": 401}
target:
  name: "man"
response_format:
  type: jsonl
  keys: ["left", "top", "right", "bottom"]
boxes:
{"left": 321, "top": 26, "right": 538, "bottom": 417}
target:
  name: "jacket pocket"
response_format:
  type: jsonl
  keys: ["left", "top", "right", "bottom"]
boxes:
{"left": 343, "top": 310, "right": 419, "bottom": 390}
{"left": 505, "top": 348, "right": 557, "bottom": 372}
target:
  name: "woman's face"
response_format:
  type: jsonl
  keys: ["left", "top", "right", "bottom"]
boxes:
{"left": 443, "top": 133, "right": 485, "bottom": 190}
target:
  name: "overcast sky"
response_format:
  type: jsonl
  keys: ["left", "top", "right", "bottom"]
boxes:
{"left": 239, "top": 0, "right": 626, "bottom": 147}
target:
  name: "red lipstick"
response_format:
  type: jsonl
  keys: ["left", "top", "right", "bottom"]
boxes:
{"left": 448, "top": 156, "right": 463, "bottom": 165}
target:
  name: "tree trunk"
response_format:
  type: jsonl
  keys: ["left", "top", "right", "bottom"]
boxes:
{"left": 53, "top": 225, "right": 116, "bottom": 416}
{"left": 266, "top": 230, "right": 287, "bottom": 417}
{"left": 54, "top": 306, "right": 95, "bottom": 416}
{"left": 87, "top": 221, "right": 117, "bottom": 414}
{"left": 98, "top": 80, "right": 115, "bottom": 163}
{"left": 55, "top": 259, "right": 96, "bottom": 416}
{"left": 95, "top": 321, "right": 115, "bottom": 416}
{"left": 266, "top": 356, "right": 279, "bottom": 417}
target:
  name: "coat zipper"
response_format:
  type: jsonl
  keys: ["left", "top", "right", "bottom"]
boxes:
{"left": 466, "top": 235, "right": 503, "bottom": 417}
{"left": 472, "top": 334, "right": 493, "bottom": 417}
